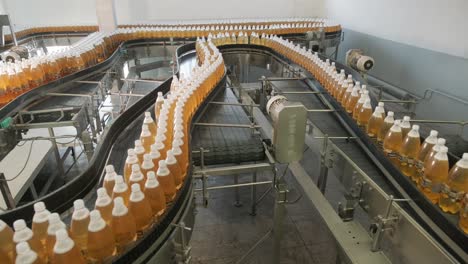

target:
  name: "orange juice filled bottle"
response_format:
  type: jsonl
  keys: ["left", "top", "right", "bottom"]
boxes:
{"left": 103, "top": 165, "right": 117, "bottom": 196}
{"left": 144, "top": 171, "right": 166, "bottom": 218}
{"left": 459, "top": 194, "right": 468, "bottom": 234}
{"left": 154, "top": 92, "right": 164, "bottom": 119}
{"left": 156, "top": 160, "right": 176, "bottom": 202}
{"left": 111, "top": 197, "right": 137, "bottom": 253}
{"left": 423, "top": 138, "right": 446, "bottom": 170}
{"left": 124, "top": 149, "right": 139, "bottom": 182}
{"left": 420, "top": 146, "right": 449, "bottom": 204}
{"left": 400, "top": 116, "right": 411, "bottom": 138}
{"left": 353, "top": 90, "right": 369, "bottom": 120}
{"left": 166, "top": 150, "right": 183, "bottom": 190}
{"left": 415, "top": 130, "right": 438, "bottom": 183}
{"left": 13, "top": 220, "right": 46, "bottom": 263}
{"left": 400, "top": 125, "right": 421, "bottom": 177}
{"left": 87, "top": 210, "right": 115, "bottom": 263}
{"left": 0, "top": 219, "right": 15, "bottom": 264}
{"left": 149, "top": 144, "right": 162, "bottom": 170}
{"left": 70, "top": 199, "right": 90, "bottom": 252}
{"left": 366, "top": 103, "right": 385, "bottom": 140}
{"left": 112, "top": 176, "right": 130, "bottom": 206}
{"left": 15, "top": 242, "right": 43, "bottom": 264}
{"left": 141, "top": 153, "right": 155, "bottom": 179}
{"left": 32, "top": 202, "right": 50, "bottom": 248}
{"left": 377, "top": 111, "right": 394, "bottom": 147}
{"left": 129, "top": 164, "right": 145, "bottom": 190}
{"left": 357, "top": 99, "right": 372, "bottom": 127}
{"left": 140, "top": 125, "right": 154, "bottom": 153}
{"left": 345, "top": 86, "right": 360, "bottom": 114}
{"left": 340, "top": 84, "right": 353, "bottom": 107}
{"left": 144, "top": 112, "right": 157, "bottom": 136}
{"left": 129, "top": 184, "right": 153, "bottom": 235}
{"left": 94, "top": 188, "right": 113, "bottom": 227}
{"left": 439, "top": 153, "right": 468, "bottom": 213}
{"left": 134, "top": 140, "right": 146, "bottom": 164}
{"left": 383, "top": 120, "right": 403, "bottom": 166}
{"left": 52, "top": 229, "right": 85, "bottom": 264}
{"left": 46, "top": 213, "right": 66, "bottom": 260}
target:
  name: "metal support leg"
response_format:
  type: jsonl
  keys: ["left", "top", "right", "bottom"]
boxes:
{"left": 80, "top": 131, "right": 94, "bottom": 161}
{"left": 0, "top": 173, "right": 15, "bottom": 209}
{"left": 272, "top": 182, "right": 288, "bottom": 264}
{"left": 250, "top": 172, "right": 257, "bottom": 216}
{"left": 234, "top": 174, "right": 242, "bottom": 207}
{"left": 48, "top": 128, "right": 65, "bottom": 178}
{"left": 317, "top": 134, "right": 329, "bottom": 194}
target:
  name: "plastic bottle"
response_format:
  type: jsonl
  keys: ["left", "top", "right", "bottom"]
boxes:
{"left": 129, "top": 164, "right": 145, "bottom": 190}
{"left": 166, "top": 150, "right": 183, "bottom": 190}
{"left": 357, "top": 99, "right": 372, "bottom": 127}
{"left": 111, "top": 197, "right": 136, "bottom": 253}
{"left": 459, "top": 194, "right": 468, "bottom": 234}
{"left": 420, "top": 146, "right": 449, "bottom": 204}
{"left": 439, "top": 153, "right": 468, "bottom": 213}
{"left": 154, "top": 92, "right": 164, "bottom": 119}
{"left": 52, "top": 229, "right": 85, "bottom": 264}
{"left": 156, "top": 160, "right": 177, "bottom": 202}
{"left": 103, "top": 165, "right": 117, "bottom": 196}
{"left": 144, "top": 171, "right": 166, "bottom": 218}
{"left": 149, "top": 144, "right": 162, "bottom": 171}
{"left": 112, "top": 175, "right": 130, "bottom": 206}
{"left": 46, "top": 213, "right": 67, "bottom": 260}
{"left": 87, "top": 210, "right": 115, "bottom": 262}
{"left": 383, "top": 120, "right": 403, "bottom": 166}
{"left": 424, "top": 138, "right": 446, "bottom": 171}
{"left": 129, "top": 184, "right": 153, "bottom": 234}
{"left": 352, "top": 90, "right": 369, "bottom": 120}
{"left": 133, "top": 140, "right": 146, "bottom": 165}
{"left": 70, "top": 200, "right": 90, "bottom": 252}
{"left": 143, "top": 112, "right": 157, "bottom": 136}
{"left": 140, "top": 125, "right": 154, "bottom": 153}
{"left": 415, "top": 130, "right": 438, "bottom": 183}
{"left": 94, "top": 187, "right": 113, "bottom": 227}
{"left": 140, "top": 153, "right": 155, "bottom": 180}
{"left": 32, "top": 202, "right": 50, "bottom": 248}
{"left": 16, "top": 241, "right": 44, "bottom": 264}
{"left": 0, "top": 219, "right": 15, "bottom": 264}
{"left": 400, "top": 125, "right": 421, "bottom": 178}
{"left": 124, "top": 149, "right": 139, "bottom": 183}
{"left": 366, "top": 104, "right": 385, "bottom": 140}
{"left": 345, "top": 87, "right": 360, "bottom": 114}
{"left": 400, "top": 116, "right": 411, "bottom": 138}
{"left": 14, "top": 220, "right": 46, "bottom": 261}
{"left": 377, "top": 111, "right": 394, "bottom": 146}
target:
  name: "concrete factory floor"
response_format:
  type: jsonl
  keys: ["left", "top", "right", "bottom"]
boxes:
{"left": 191, "top": 157, "right": 343, "bottom": 264}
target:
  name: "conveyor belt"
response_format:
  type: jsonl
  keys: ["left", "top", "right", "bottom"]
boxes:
{"left": 191, "top": 87, "right": 264, "bottom": 165}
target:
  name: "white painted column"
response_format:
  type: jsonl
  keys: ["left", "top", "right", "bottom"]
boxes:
{"left": 95, "top": 0, "right": 117, "bottom": 32}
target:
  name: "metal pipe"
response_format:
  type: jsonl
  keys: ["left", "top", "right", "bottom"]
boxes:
{"left": 411, "top": 119, "right": 468, "bottom": 126}
{"left": 109, "top": 92, "right": 145, "bottom": 97}
{"left": 193, "top": 162, "right": 272, "bottom": 177}
{"left": 379, "top": 99, "right": 417, "bottom": 104}
{"left": 121, "top": 78, "right": 163, "bottom": 84}
{"left": 194, "top": 181, "right": 272, "bottom": 192}
{"left": 314, "top": 136, "right": 356, "bottom": 140}
{"left": 74, "top": 80, "right": 101, "bottom": 84}
{"left": 258, "top": 77, "right": 304, "bottom": 81}
{"left": 278, "top": 91, "right": 324, "bottom": 95}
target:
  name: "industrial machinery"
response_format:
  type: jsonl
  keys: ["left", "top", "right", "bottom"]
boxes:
{"left": 346, "top": 48, "right": 375, "bottom": 73}
{"left": 0, "top": 19, "right": 466, "bottom": 264}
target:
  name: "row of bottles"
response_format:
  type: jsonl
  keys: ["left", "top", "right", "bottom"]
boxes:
{"left": 0, "top": 38, "right": 225, "bottom": 263}
{"left": 259, "top": 34, "right": 468, "bottom": 234}
{"left": 5, "top": 25, "right": 98, "bottom": 42}
{"left": 1, "top": 18, "right": 340, "bottom": 107}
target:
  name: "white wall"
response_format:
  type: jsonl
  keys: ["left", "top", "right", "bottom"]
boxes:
{"left": 1, "top": 0, "right": 324, "bottom": 27}
{"left": 326, "top": 0, "right": 468, "bottom": 59}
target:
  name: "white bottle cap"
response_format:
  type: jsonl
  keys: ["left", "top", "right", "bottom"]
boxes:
{"left": 127, "top": 149, "right": 136, "bottom": 156}
{"left": 165, "top": 150, "right": 177, "bottom": 165}
{"left": 157, "top": 160, "right": 170, "bottom": 176}
{"left": 378, "top": 102, "right": 384, "bottom": 107}
{"left": 145, "top": 171, "right": 160, "bottom": 188}
{"left": 429, "top": 130, "right": 438, "bottom": 137}
{"left": 145, "top": 112, "right": 151, "bottom": 117}
{"left": 131, "top": 163, "right": 141, "bottom": 173}
{"left": 73, "top": 199, "right": 85, "bottom": 210}
{"left": 88, "top": 210, "right": 106, "bottom": 232}
{"left": 16, "top": 242, "right": 38, "bottom": 264}
{"left": 105, "top": 165, "right": 115, "bottom": 174}
{"left": 53, "top": 229, "right": 74, "bottom": 254}
{"left": 437, "top": 138, "right": 446, "bottom": 146}
{"left": 34, "top": 201, "right": 46, "bottom": 212}
{"left": 113, "top": 176, "right": 128, "bottom": 193}
{"left": 13, "top": 219, "right": 27, "bottom": 231}
{"left": 412, "top": 125, "right": 419, "bottom": 131}
{"left": 403, "top": 116, "right": 411, "bottom": 121}
{"left": 439, "top": 146, "right": 448, "bottom": 153}
{"left": 387, "top": 111, "right": 394, "bottom": 117}
{"left": 130, "top": 184, "right": 145, "bottom": 202}
{"left": 112, "top": 197, "right": 128, "bottom": 217}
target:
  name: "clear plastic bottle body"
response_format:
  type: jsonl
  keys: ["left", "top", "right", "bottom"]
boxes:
{"left": 420, "top": 147, "right": 449, "bottom": 204}
{"left": 383, "top": 121, "right": 403, "bottom": 166}
{"left": 367, "top": 110, "right": 384, "bottom": 140}
{"left": 415, "top": 131, "right": 438, "bottom": 183}
{"left": 439, "top": 154, "right": 468, "bottom": 214}
{"left": 87, "top": 211, "right": 115, "bottom": 262}
{"left": 70, "top": 200, "right": 90, "bottom": 252}
{"left": 459, "top": 195, "right": 468, "bottom": 234}
{"left": 111, "top": 198, "right": 137, "bottom": 253}
{"left": 400, "top": 126, "right": 421, "bottom": 178}
{"left": 377, "top": 112, "right": 394, "bottom": 146}
{"left": 0, "top": 220, "right": 15, "bottom": 264}
{"left": 128, "top": 185, "right": 153, "bottom": 235}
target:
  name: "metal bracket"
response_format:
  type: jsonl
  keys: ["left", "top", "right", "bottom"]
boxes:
{"left": 338, "top": 175, "right": 366, "bottom": 221}
{"left": 172, "top": 222, "right": 192, "bottom": 264}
